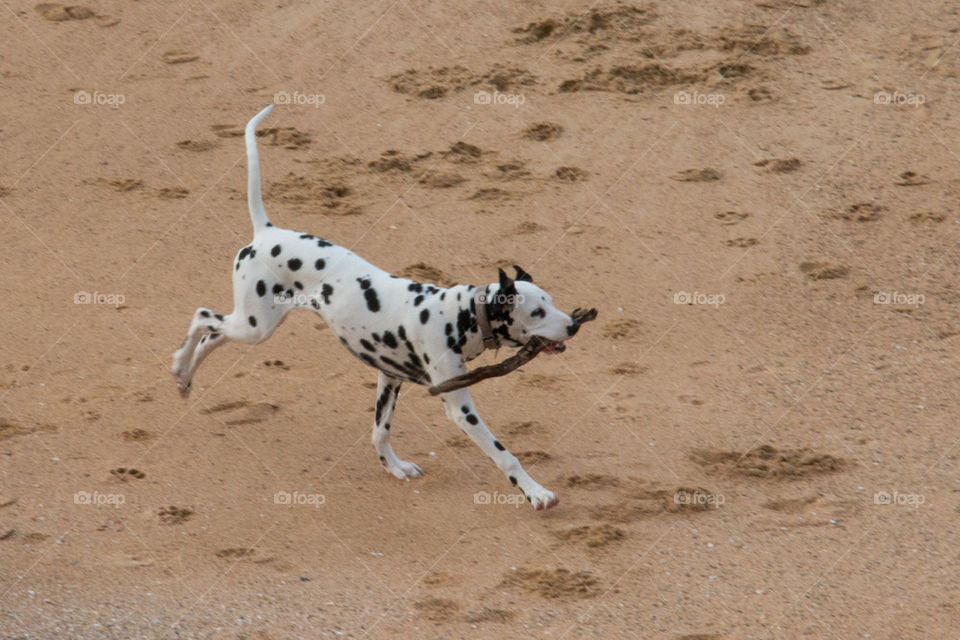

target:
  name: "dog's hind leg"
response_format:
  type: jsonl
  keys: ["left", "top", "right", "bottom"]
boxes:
{"left": 371, "top": 372, "right": 423, "bottom": 479}
{"left": 439, "top": 388, "right": 558, "bottom": 510}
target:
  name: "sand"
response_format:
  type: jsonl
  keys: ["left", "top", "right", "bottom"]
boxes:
{"left": 2, "top": 1, "right": 959, "bottom": 638}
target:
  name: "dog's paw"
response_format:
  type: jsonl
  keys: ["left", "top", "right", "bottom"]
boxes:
{"left": 171, "top": 372, "right": 192, "bottom": 398}
{"left": 527, "top": 487, "right": 559, "bottom": 511}
{"left": 387, "top": 460, "right": 424, "bottom": 480}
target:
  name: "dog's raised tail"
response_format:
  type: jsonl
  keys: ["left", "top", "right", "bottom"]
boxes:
{"left": 245, "top": 104, "right": 274, "bottom": 233}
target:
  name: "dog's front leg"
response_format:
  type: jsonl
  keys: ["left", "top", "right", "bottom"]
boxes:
{"left": 440, "top": 388, "right": 558, "bottom": 510}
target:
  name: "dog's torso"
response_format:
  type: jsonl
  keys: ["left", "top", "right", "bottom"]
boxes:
{"left": 233, "top": 227, "right": 487, "bottom": 385}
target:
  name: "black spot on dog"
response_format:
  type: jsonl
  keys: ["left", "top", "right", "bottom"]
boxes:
{"left": 509, "top": 475, "right": 517, "bottom": 486}
{"left": 273, "top": 283, "right": 284, "bottom": 295}
{"left": 214, "top": 313, "right": 224, "bottom": 321}
{"left": 271, "top": 244, "right": 281, "bottom": 257}
{"left": 360, "top": 339, "right": 376, "bottom": 352}
{"left": 200, "top": 310, "right": 210, "bottom": 318}
{"left": 408, "top": 282, "right": 423, "bottom": 293}
{"left": 256, "top": 280, "right": 266, "bottom": 297}
{"left": 494, "top": 440, "right": 505, "bottom": 451}
{"left": 445, "top": 323, "right": 453, "bottom": 336}
{"left": 384, "top": 422, "right": 391, "bottom": 431}
{"left": 359, "top": 353, "right": 377, "bottom": 367}
{"left": 466, "top": 414, "right": 478, "bottom": 425}
{"left": 316, "top": 238, "right": 333, "bottom": 248}
{"left": 315, "top": 258, "right": 325, "bottom": 270}
{"left": 397, "top": 326, "right": 407, "bottom": 340}
{"left": 248, "top": 315, "right": 257, "bottom": 327}
{"left": 288, "top": 258, "right": 302, "bottom": 271}
{"left": 321, "top": 284, "right": 333, "bottom": 304}
{"left": 423, "top": 353, "right": 430, "bottom": 364}
{"left": 440, "top": 292, "right": 446, "bottom": 301}
{"left": 299, "top": 234, "right": 315, "bottom": 240}
{"left": 294, "top": 281, "right": 303, "bottom": 290}
{"left": 209, "top": 332, "right": 220, "bottom": 339}
{"left": 358, "top": 278, "right": 371, "bottom": 289}
{"left": 414, "top": 295, "right": 424, "bottom": 306}
{"left": 531, "top": 306, "right": 545, "bottom": 318}
{"left": 461, "top": 405, "right": 470, "bottom": 414}
{"left": 238, "top": 246, "right": 252, "bottom": 261}
{"left": 371, "top": 333, "right": 381, "bottom": 343}
{"left": 382, "top": 331, "right": 398, "bottom": 349}
{"left": 420, "top": 309, "right": 430, "bottom": 324}
{"left": 364, "top": 288, "right": 381, "bottom": 312}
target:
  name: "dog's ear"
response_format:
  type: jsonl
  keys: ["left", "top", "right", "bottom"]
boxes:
{"left": 498, "top": 268, "right": 517, "bottom": 298}
{"left": 513, "top": 264, "right": 533, "bottom": 283}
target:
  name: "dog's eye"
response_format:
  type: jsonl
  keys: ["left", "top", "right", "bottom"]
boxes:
{"left": 531, "top": 307, "right": 545, "bottom": 318}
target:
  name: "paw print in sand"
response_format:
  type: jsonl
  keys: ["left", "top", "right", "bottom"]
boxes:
{"left": 110, "top": 467, "right": 145, "bottom": 481}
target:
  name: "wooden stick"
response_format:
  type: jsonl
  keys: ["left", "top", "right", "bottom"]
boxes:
{"left": 428, "top": 308, "right": 598, "bottom": 395}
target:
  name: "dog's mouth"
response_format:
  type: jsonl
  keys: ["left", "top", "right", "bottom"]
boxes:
{"left": 542, "top": 340, "right": 567, "bottom": 354}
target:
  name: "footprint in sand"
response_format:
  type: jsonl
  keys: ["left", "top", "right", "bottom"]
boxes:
{"left": 799, "top": 261, "right": 849, "bottom": 280}
{"left": 725, "top": 237, "right": 757, "bottom": 248}
{"left": 555, "top": 166, "right": 587, "bottom": 182}
{"left": 833, "top": 202, "right": 883, "bottom": 222}
{"left": 691, "top": 444, "right": 848, "bottom": 479}
{"left": 158, "top": 505, "right": 193, "bottom": 525}
{"left": 908, "top": 212, "right": 945, "bottom": 224}
{"left": 671, "top": 168, "right": 722, "bottom": 182}
{"left": 603, "top": 318, "right": 642, "bottom": 340}
{"left": 553, "top": 523, "right": 626, "bottom": 549}
{"left": 110, "top": 467, "right": 145, "bottom": 481}
{"left": 215, "top": 547, "right": 255, "bottom": 559}
{"left": 501, "top": 568, "right": 600, "bottom": 599}
{"left": 414, "top": 597, "right": 461, "bottom": 622}
{"left": 523, "top": 122, "right": 563, "bottom": 141}
{"left": 35, "top": 3, "right": 93, "bottom": 20}
{"left": 894, "top": 170, "right": 930, "bottom": 186}
{"left": 156, "top": 187, "right": 189, "bottom": 200}
{"left": 714, "top": 210, "right": 749, "bottom": 225}
{"left": 177, "top": 139, "right": 218, "bottom": 152}
{"left": 609, "top": 362, "right": 647, "bottom": 376}
{"left": 754, "top": 157, "right": 801, "bottom": 173}
{"left": 120, "top": 428, "right": 154, "bottom": 441}
{"left": 463, "top": 607, "right": 514, "bottom": 624}
{"left": 161, "top": 50, "right": 199, "bottom": 65}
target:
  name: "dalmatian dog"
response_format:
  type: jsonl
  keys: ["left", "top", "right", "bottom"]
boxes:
{"left": 171, "top": 105, "right": 583, "bottom": 510}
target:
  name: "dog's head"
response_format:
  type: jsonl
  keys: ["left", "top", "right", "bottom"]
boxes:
{"left": 485, "top": 266, "right": 581, "bottom": 353}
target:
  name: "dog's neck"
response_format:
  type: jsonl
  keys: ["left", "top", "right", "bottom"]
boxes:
{"left": 445, "top": 284, "right": 515, "bottom": 362}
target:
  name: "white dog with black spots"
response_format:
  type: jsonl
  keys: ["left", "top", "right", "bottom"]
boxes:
{"left": 172, "top": 105, "right": 583, "bottom": 510}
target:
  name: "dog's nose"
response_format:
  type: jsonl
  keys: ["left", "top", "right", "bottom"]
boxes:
{"left": 566, "top": 319, "right": 581, "bottom": 337}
